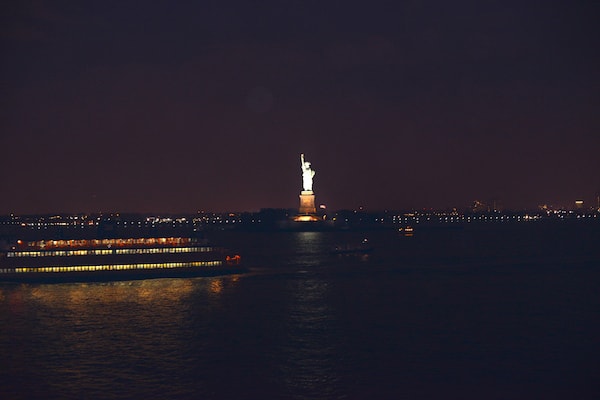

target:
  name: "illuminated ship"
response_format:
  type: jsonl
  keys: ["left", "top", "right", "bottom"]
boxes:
{"left": 398, "top": 226, "right": 414, "bottom": 236}
{"left": 0, "top": 237, "right": 244, "bottom": 282}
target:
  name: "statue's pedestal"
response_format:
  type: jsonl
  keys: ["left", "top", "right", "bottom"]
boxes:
{"left": 299, "top": 191, "right": 316, "bottom": 214}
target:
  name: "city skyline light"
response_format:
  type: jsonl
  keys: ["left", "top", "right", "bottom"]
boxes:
{"left": 1, "top": 1, "right": 598, "bottom": 213}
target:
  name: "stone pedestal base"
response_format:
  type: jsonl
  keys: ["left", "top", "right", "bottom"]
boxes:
{"left": 299, "top": 191, "right": 316, "bottom": 214}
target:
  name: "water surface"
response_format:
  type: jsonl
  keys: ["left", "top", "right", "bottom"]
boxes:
{"left": 1, "top": 223, "right": 599, "bottom": 399}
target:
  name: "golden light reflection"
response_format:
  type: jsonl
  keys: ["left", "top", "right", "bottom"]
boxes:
{"left": 2, "top": 273, "right": 244, "bottom": 317}
{"left": 27, "top": 278, "right": 199, "bottom": 307}
{"left": 17, "top": 274, "right": 247, "bottom": 309}
{"left": 210, "top": 278, "right": 223, "bottom": 294}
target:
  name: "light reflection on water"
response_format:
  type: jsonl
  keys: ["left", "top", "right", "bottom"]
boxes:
{"left": 29, "top": 279, "right": 196, "bottom": 305}
{"left": 281, "top": 277, "right": 340, "bottom": 399}
{"left": 288, "top": 231, "right": 326, "bottom": 270}
{"left": 0, "top": 277, "right": 240, "bottom": 400}
{"left": 3, "top": 278, "right": 231, "bottom": 313}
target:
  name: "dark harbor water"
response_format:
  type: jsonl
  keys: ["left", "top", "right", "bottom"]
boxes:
{"left": 1, "top": 221, "right": 599, "bottom": 399}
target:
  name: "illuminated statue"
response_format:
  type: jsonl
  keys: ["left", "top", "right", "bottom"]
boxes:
{"left": 300, "top": 153, "right": 315, "bottom": 192}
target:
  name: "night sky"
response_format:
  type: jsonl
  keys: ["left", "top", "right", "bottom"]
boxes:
{"left": 1, "top": 1, "right": 598, "bottom": 213}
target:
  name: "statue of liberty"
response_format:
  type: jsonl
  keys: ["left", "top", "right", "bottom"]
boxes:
{"left": 300, "top": 153, "right": 315, "bottom": 192}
